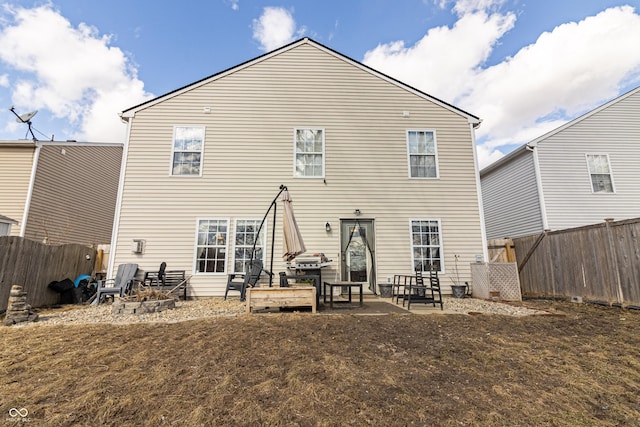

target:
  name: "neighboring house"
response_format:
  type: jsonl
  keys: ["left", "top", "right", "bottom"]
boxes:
{"left": 481, "top": 85, "right": 640, "bottom": 240}
{"left": 0, "top": 140, "right": 123, "bottom": 246}
{"left": 110, "top": 37, "right": 487, "bottom": 297}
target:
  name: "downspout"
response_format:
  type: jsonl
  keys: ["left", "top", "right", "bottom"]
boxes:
{"left": 470, "top": 121, "right": 489, "bottom": 262}
{"left": 526, "top": 143, "right": 549, "bottom": 231}
{"left": 20, "top": 142, "right": 41, "bottom": 237}
{"left": 107, "top": 116, "right": 132, "bottom": 281}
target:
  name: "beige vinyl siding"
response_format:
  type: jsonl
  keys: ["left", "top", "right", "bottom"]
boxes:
{"left": 538, "top": 89, "right": 640, "bottom": 230}
{"left": 481, "top": 149, "right": 544, "bottom": 239}
{"left": 0, "top": 146, "right": 34, "bottom": 235}
{"left": 114, "top": 42, "right": 485, "bottom": 295}
{"left": 24, "top": 145, "right": 122, "bottom": 245}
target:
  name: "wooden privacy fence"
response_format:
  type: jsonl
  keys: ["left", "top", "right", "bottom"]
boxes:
{"left": 0, "top": 236, "right": 96, "bottom": 311}
{"left": 513, "top": 218, "right": 640, "bottom": 307}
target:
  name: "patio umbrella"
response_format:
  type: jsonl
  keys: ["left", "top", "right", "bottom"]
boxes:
{"left": 282, "top": 188, "right": 306, "bottom": 261}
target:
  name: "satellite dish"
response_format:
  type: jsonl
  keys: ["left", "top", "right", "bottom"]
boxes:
{"left": 15, "top": 110, "right": 37, "bottom": 123}
{"left": 8, "top": 106, "right": 39, "bottom": 141}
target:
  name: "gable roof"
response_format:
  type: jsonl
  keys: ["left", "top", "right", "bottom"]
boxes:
{"left": 121, "top": 37, "right": 480, "bottom": 126}
{"left": 480, "top": 84, "right": 640, "bottom": 176}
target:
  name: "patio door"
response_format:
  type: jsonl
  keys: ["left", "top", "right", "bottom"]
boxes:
{"left": 340, "top": 219, "right": 376, "bottom": 293}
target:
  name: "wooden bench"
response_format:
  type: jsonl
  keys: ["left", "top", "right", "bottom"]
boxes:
{"left": 143, "top": 270, "right": 188, "bottom": 300}
{"left": 246, "top": 286, "right": 316, "bottom": 314}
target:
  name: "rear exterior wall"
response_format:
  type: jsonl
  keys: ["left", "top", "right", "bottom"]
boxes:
{"left": 112, "top": 43, "right": 485, "bottom": 296}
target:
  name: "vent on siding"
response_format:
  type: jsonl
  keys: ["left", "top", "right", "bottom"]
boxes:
{"left": 132, "top": 239, "right": 145, "bottom": 254}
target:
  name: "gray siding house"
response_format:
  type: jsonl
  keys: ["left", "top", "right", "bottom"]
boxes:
{"left": 111, "top": 38, "right": 487, "bottom": 297}
{"left": 481, "top": 85, "right": 640, "bottom": 239}
{"left": 0, "top": 140, "right": 122, "bottom": 246}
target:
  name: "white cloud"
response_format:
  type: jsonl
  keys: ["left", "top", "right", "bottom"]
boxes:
{"left": 364, "top": 10, "right": 515, "bottom": 103}
{"left": 0, "top": 74, "right": 8, "bottom": 87}
{"left": 0, "top": 4, "right": 153, "bottom": 142}
{"left": 228, "top": 0, "right": 239, "bottom": 11}
{"left": 252, "top": 7, "right": 301, "bottom": 52}
{"left": 364, "top": 3, "right": 640, "bottom": 169}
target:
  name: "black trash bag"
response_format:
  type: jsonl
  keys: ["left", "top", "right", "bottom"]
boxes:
{"left": 48, "top": 278, "right": 74, "bottom": 293}
{"left": 48, "top": 278, "right": 75, "bottom": 304}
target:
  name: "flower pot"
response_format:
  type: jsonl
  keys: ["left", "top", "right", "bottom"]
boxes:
{"left": 451, "top": 284, "right": 467, "bottom": 299}
{"left": 378, "top": 283, "right": 393, "bottom": 298}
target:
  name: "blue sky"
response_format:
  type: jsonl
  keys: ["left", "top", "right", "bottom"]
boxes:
{"left": 1, "top": 0, "right": 639, "bottom": 167}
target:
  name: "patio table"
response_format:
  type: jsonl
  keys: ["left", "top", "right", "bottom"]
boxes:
{"left": 323, "top": 281, "right": 363, "bottom": 309}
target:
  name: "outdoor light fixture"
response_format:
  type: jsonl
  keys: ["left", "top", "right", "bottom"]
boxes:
{"left": 325, "top": 222, "right": 331, "bottom": 232}
{"left": 354, "top": 209, "right": 361, "bottom": 216}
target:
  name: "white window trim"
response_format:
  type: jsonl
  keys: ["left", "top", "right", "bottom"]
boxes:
{"left": 409, "top": 218, "right": 444, "bottom": 274}
{"left": 170, "top": 125, "right": 205, "bottom": 177}
{"left": 585, "top": 153, "right": 616, "bottom": 194}
{"left": 231, "top": 218, "right": 267, "bottom": 274}
{"left": 406, "top": 129, "right": 439, "bottom": 179}
{"left": 193, "top": 217, "right": 230, "bottom": 275}
{"left": 293, "top": 127, "right": 326, "bottom": 179}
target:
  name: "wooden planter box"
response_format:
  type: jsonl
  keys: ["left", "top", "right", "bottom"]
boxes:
{"left": 246, "top": 286, "right": 316, "bottom": 314}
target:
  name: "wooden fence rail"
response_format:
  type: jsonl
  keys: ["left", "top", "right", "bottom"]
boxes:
{"left": 512, "top": 218, "right": 640, "bottom": 307}
{"left": 0, "top": 236, "right": 96, "bottom": 311}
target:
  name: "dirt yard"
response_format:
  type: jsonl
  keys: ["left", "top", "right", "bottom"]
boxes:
{"left": 1, "top": 299, "right": 639, "bottom": 426}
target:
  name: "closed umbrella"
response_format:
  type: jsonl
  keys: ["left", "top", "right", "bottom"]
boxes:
{"left": 282, "top": 189, "right": 306, "bottom": 261}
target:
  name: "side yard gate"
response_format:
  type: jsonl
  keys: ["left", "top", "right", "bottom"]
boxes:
{"left": 513, "top": 218, "right": 640, "bottom": 307}
{"left": 0, "top": 236, "right": 96, "bottom": 311}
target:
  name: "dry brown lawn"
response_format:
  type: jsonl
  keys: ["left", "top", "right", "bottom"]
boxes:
{"left": 1, "top": 299, "right": 640, "bottom": 426}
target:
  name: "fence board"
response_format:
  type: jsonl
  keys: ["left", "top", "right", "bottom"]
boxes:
{"left": 0, "top": 236, "right": 96, "bottom": 311}
{"left": 513, "top": 218, "right": 640, "bottom": 307}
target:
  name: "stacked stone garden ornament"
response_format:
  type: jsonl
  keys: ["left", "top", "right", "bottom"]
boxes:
{"left": 3, "top": 285, "right": 39, "bottom": 326}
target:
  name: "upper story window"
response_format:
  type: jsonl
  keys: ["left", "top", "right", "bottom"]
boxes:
{"left": 232, "top": 219, "right": 266, "bottom": 273}
{"left": 407, "top": 130, "right": 438, "bottom": 178}
{"left": 586, "top": 154, "right": 615, "bottom": 193}
{"left": 171, "top": 126, "right": 205, "bottom": 176}
{"left": 195, "top": 219, "right": 228, "bottom": 273}
{"left": 410, "top": 219, "right": 442, "bottom": 272}
{"left": 294, "top": 128, "right": 324, "bottom": 178}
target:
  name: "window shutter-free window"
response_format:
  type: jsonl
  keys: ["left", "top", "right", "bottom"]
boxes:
{"left": 233, "top": 219, "right": 266, "bottom": 273}
{"left": 294, "top": 129, "right": 324, "bottom": 178}
{"left": 410, "top": 219, "right": 442, "bottom": 272}
{"left": 586, "top": 154, "right": 614, "bottom": 193}
{"left": 172, "top": 126, "right": 204, "bottom": 176}
{"left": 407, "top": 130, "right": 438, "bottom": 178}
{"left": 195, "top": 219, "right": 228, "bottom": 273}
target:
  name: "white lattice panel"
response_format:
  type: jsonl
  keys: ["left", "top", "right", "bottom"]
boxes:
{"left": 470, "top": 262, "right": 521, "bottom": 302}
{"left": 471, "top": 263, "right": 490, "bottom": 299}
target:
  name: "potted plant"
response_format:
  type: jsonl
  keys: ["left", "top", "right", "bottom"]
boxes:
{"left": 450, "top": 254, "right": 468, "bottom": 298}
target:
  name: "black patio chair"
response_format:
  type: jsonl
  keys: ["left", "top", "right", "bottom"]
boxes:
{"left": 225, "top": 260, "right": 264, "bottom": 301}
{"left": 403, "top": 265, "right": 443, "bottom": 310}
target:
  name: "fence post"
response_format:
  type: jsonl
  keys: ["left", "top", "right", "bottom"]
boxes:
{"left": 604, "top": 218, "right": 624, "bottom": 306}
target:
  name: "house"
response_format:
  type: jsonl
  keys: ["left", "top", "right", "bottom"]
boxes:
{"left": 0, "top": 140, "right": 122, "bottom": 246}
{"left": 110, "top": 37, "right": 487, "bottom": 297}
{"left": 480, "top": 85, "right": 640, "bottom": 240}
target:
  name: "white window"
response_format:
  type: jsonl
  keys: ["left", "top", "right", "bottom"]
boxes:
{"left": 171, "top": 126, "right": 205, "bottom": 176}
{"left": 232, "top": 219, "right": 266, "bottom": 273}
{"left": 586, "top": 154, "right": 614, "bottom": 193}
{"left": 0, "top": 223, "right": 10, "bottom": 236}
{"left": 294, "top": 128, "right": 324, "bottom": 178}
{"left": 195, "top": 219, "right": 228, "bottom": 273}
{"left": 407, "top": 130, "right": 438, "bottom": 178}
{"left": 410, "top": 219, "right": 442, "bottom": 272}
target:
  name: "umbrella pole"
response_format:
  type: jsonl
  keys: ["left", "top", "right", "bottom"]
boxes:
{"left": 269, "top": 202, "right": 277, "bottom": 286}
{"left": 250, "top": 185, "right": 287, "bottom": 286}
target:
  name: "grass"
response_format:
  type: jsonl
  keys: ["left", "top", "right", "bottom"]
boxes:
{"left": 1, "top": 299, "right": 639, "bottom": 426}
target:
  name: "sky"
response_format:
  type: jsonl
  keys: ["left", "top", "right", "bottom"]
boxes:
{"left": 1, "top": 0, "right": 639, "bottom": 169}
